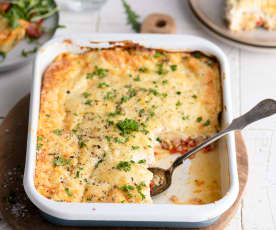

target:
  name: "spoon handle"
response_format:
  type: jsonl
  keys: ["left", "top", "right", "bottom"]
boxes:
{"left": 172, "top": 99, "right": 276, "bottom": 169}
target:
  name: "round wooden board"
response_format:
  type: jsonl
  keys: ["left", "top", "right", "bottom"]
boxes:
{"left": 0, "top": 95, "right": 248, "bottom": 230}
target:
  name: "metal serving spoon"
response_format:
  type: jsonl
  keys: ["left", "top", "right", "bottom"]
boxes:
{"left": 149, "top": 99, "right": 276, "bottom": 196}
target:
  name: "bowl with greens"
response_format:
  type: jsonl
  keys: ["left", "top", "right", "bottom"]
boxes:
{"left": 0, "top": 0, "right": 62, "bottom": 72}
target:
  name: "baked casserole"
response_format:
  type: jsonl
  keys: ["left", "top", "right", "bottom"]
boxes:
{"left": 225, "top": 0, "right": 276, "bottom": 31}
{"left": 35, "top": 43, "right": 222, "bottom": 204}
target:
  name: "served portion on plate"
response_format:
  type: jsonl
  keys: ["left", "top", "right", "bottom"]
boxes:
{"left": 0, "top": 0, "right": 57, "bottom": 54}
{"left": 225, "top": 0, "right": 276, "bottom": 31}
{"left": 0, "top": 0, "right": 59, "bottom": 70}
{"left": 35, "top": 42, "right": 223, "bottom": 204}
{"left": 189, "top": 0, "right": 276, "bottom": 51}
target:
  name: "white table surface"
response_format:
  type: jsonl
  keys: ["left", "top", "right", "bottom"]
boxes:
{"left": 0, "top": 1, "right": 275, "bottom": 229}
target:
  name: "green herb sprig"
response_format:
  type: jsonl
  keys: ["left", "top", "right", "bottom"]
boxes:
{"left": 21, "top": 47, "right": 38, "bottom": 57}
{"left": 122, "top": 0, "right": 141, "bottom": 33}
{"left": 0, "top": 52, "right": 6, "bottom": 63}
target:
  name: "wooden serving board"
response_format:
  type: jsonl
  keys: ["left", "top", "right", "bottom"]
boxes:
{"left": 0, "top": 95, "right": 248, "bottom": 230}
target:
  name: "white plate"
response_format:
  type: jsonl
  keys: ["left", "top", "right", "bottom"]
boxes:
{"left": 0, "top": 8, "right": 59, "bottom": 72}
{"left": 189, "top": 0, "right": 276, "bottom": 52}
{"left": 23, "top": 34, "right": 239, "bottom": 226}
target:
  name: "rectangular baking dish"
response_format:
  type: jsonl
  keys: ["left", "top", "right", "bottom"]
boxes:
{"left": 24, "top": 33, "right": 239, "bottom": 228}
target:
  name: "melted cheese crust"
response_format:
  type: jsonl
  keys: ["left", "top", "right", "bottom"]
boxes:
{"left": 226, "top": 0, "right": 276, "bottom": 31}
{"left": 35, "top": 45, "right": 222, "bottom": 203}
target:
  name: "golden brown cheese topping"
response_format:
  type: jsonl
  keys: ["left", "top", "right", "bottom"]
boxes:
{"left": 35, "top": 44, "right": 222, "bottom": 203}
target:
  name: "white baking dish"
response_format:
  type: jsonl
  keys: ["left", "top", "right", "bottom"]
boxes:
{"left": 23, "top": 33, "right": 239, "bottom": 228}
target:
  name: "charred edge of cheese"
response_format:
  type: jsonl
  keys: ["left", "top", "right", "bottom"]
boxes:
{"left": 35, "top": 43, "right": 222, "bottom": 203}
{"left": 225, "top": 0, "right": 276, "bottom": 31}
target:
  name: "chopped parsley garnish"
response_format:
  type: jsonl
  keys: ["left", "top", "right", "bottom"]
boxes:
{"left": 138, "top": 67, "right": 148, "bottom": 72}
{"left": 95, "top": 159, "right": 103, "bottom": 168}
{"left": 83, "top": 92, "right": 91, "bottom": 98}
{"left": 127, "top": 88, "right": 137, "bottom": 98}
{"left": 120, "top": 184, "right": 135, "bottom": 198}
{"left": 53, "top": 129, "right": 62, "bottom": 135}
{"left": 192, "top": 94, "right": 197, "bottom": 99}
{"left": 65, "top": 188, "right": 72, "bottom": 196}
{"left": 116, "top": 161, "right": 133, "bottom": 172}
{"left": 149, "top": 88, "right": 159, "bottom": 96}
{"left": 139, "top": 108, "right": 145, "bottom": 116}
{"left": 21, "top": 47, "right": 38, "bottom": 57}
{"left": 176, "top": 101, "right": 181, "bottom": 106}
{"left": 148, "top": 108, "right": 155, "bottom": 117}
{"left": 182, "top": 115, "right": 190, "bottom": 120}
{"left": 134, "top": 75, "right": 141, "bottom": 81}
{"left": 0, "top": 52, "right": 6, "bottom": 63}
{"left": 76, "top": 171, "right": 80, "bottom": 178}
{"left": 85, "top": 99, "right": 92, "bottom": 105}
{"left": 26, "top": 35, "right": 39, "bottom": 44}
{"left": 132, "top": 146, "right": 140, "bottom": 150}
{"left": 116, "top": 119, "right": 139, "bottom": 136}
{"left": 196, "top": 117, "right": 202, "bottom": 123}
{"left": 108, "top": 108, "right": 123, "bottom": 117}
{"left": 114, "top": 137, "right": 129, "bottom": 144}
{"left": 95, "top": 152, "right": 107, "bottom": 168}
{"left": 120, "top": 184, "right": 135, "bottom": 191}
{"left": 79, "top": 141, "right": 87, "bottom": 148}
{"left": 104, "top": 90, "right": 117, "bottom": 100}
{"left": 204, "top": 119, "right": 210, "bottom": 126}
{"left": 98, "top": 82, "right": 109, "bottom": 88}
{"left": 37, "top": 143, "right": 43, "bottom": 150}
{"left": 53, "top": 156, "right": 71, "bottom": 166}
{"left": 72, "top": 129, "right": 78, "bottom": 133}
{"left": 93, "top": 66, "right": 109, "bottom": 78}
{"left": 119, "top": 96, "right": 128, "bottom": 104}
{"left": 86, "top": 73, "right": 94, "bottom": 79}
{"left": 153, "top": 52, "right": 161, "bottom": 58}
{"left": 106, "top": 119, "right": 114, "bottom": 126}
{"left": 37, "top": 136, "right": 44, "bottom": 141}
{"left": 170, "top": 65, "right": 177, "bottom": 71}
{"left": 156, "top": 63, "right": 168, "bottom": 75}
{"left": 162, "top": 80, "right": 168, "bottom": 85}
{"left": 87, "top": 66, "right": 109, "bottom": 79}
{"left": 105, "top": 135, "right": 111, "bottom": 142}
{"left": 141, "top": 127, "right": 149, "bottom": 134}
{"left": 156, "top": 137, "right": 161, "bottom": 143}
{"left": 37, "top": 138, "right": 44, "bottom": 150}
{"left": 161, "top": 93, "right": 168, "bottom": 98}
{"left": 138, "top": 159, "right": 146, "bottom": 164}
{"left": 193, "top": 52, "right": 201, "bottom": 58}
{"left": 55, "top": 24, "right": 66, "bottom": 29}
{"left": 137, "top": 182, "right": 146, "bottom": 200}
{"left": 140, "top": 123, "right": 149, "bottom": 134}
